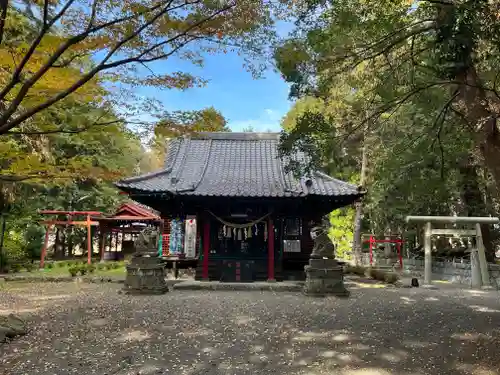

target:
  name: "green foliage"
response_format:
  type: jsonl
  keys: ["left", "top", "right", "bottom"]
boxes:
{"left": 68, "top": 267, "right": 78, "bottom": 277}
{"left": 329, "top": 208, "right": 355, "bottom": 260}
{"left": 0, "top": 2, "right": 288, "bottom": 134}
{"left": 77, "top": 264, "right": 88, "bottom": 276}
{"left": 3, "top": 230, "right": 27, "bottom": 265}
{"left": 24, "top": 263, "right": 36, "bottom": 272}
{"left": 276, "top": 1, "right": 500, "bottom": 254}
{"left": 10, "top": 263, "right": 22, "bottom": 273}
{"left": 97, "top": 263, "right": 107, "bottom": 271}
{"left": 24, "top": 225, "right": 44, "bottom": 260}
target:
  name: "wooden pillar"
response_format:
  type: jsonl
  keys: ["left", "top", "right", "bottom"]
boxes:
{"left": 158, "top": 220, "right": 164, "bottom": 257}
{"left": 40, "top": 224, "right": 51, "bottom": 269}
{"left": 99, "top": 226, "right": 106, "bottom": 262}
{"left": 423, "top": 221, "right": 434, "bottom": 287}
{"left": 396, "top": 241, "right": 403, "bottom": 269}
{"left": 202, "top": 219, "right": 210, "bottom": 280}
{"left": 476, "top": 223, "right": 492, "bottom": 289}
{"left": 87, "top": 215, "right": 92, "bottom": 264}
{"left": 267, "top": 217, "right": 275, "bottom": 282}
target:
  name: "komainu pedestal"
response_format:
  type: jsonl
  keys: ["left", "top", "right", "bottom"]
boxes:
{"left": 303, "top": 217, "right": 349, "bottom": 297}
{"left": 124, "top": 228, "right": 168, "bottom": 295}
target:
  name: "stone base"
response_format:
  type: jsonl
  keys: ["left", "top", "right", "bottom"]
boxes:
{"left": 0, "top": 314, "right": 26, "bottom": 343}
{"left": 303, "top": 259, "right": 349, "bottom": 297}
{"left": 124, "top": 255, "right": 168, "bottom": 295}
{"left": 421, "top": 284, "right": 438, "bottom": 289}
{"left": 481, "top": 285, "right": 495, "bottom": 291}
{"left": 125, "top": 286, "right": 170, "bottom": 295}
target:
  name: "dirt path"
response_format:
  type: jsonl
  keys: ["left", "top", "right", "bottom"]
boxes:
{"left": 1, "top": 281, "right": 499, "bottom": 375}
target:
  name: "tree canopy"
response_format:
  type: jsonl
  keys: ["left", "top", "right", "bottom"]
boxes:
{"left": 0, "top": 0, "right": 290, "bottom": 134}
{"left": 276, "top": 0, "right": 500, "bottom": 260}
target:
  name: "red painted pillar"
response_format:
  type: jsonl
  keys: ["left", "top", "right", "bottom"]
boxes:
{"left": 40, "top": 224, "right": 51, "bottom": 269}
{"left": 267, "top": 217, "right": 275, "bottom": 281}
{"left": 202, "top": 219, "right": 210, "bottom": 280}
{"left": 87, "top": 215, "right": 92, "bottom": 264}
{"left": 369, "top": 235, "right": 374, "bottom": 266}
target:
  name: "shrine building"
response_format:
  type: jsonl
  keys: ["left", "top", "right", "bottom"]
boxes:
{"left": 115, "top": 132, "right": 362, "bottom": 282}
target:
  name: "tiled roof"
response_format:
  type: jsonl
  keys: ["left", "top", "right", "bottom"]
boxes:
{"left": 115, "top": 202, "right": 161, "bottom": 218}
{"left": 115, "top": 132, "right": 361, "bottom": 198}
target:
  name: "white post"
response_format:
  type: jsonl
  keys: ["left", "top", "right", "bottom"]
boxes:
{"left": 470, "top": 248, "right": 482, "bottom": 289}
{"left": 475, "top": 223, "right": 493, "bottom": 290}
{"left": 423, "top": 222, "right": 435, "bottom": 288}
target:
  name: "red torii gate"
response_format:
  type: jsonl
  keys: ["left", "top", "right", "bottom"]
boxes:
{"left": 363, "top": 234, "right": 404, "bottom": 269}
{"left": 39, "top": 210, "right": 102, "bottom": 268}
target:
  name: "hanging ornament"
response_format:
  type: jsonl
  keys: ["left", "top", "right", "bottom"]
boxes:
{"left": 244, "top": 228, "right": 248, "bottom": 240}
{"left": 233, "top": 227, "right": 236, "bottom": 239}
{"left": 223, "top": 225, "right": 226, "bottom": 237}
{"left": 247, "top": 226, "right": 252, "bottom": 238}
{"left": 237, "top": 228, "right": 243, "bottom": 241}
{"left": 255, "top": 224, "right": 258, "bottom": 235}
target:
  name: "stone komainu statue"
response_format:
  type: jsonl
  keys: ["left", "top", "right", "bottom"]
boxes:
{"left": 125, "top": 226, "right": 168, "bottom": 294}
{"left": 134, "top": 227, "right": 160, "bottom": 254}
{"left": 303, "top": 215, "right": 348, "bottom": 297}
{"left": 310, "top": 215, "right": 335, "bottom": 259}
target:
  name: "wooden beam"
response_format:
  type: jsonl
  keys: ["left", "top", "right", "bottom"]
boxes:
{"left": 406, "top": 216, "right": 499, "bottom": 224}
{"left": 41, "top": 220, "right": 99, "bottom": 226}
{"left": 430, "top": 229, "right": 477, "bottom": 236}
{"left": 40, "top": 210, "right": 102, "bottom": 215}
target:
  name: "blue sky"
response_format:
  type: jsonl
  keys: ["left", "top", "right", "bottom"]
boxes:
{"left": 133, "top": 23, "right": 295, "bottom": 133}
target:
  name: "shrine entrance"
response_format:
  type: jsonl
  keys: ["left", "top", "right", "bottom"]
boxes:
{"left": 405, "top": 216, "right": 499, "bottom": 289}
{"left": 205, "top": 211, "right": 275, "bottom": 282}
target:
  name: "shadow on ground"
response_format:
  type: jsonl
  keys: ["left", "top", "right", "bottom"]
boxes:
{"left": 1, "top": 282, "right": 499, "bottom": 375}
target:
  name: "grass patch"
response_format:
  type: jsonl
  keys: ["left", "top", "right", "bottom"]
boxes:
{"left": 14, "top": 261, "right": 127, "bottom": 278}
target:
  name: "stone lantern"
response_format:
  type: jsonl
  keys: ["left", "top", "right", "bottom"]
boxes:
{"left": 124, "top": 227, "right": 168, "bottom": 294}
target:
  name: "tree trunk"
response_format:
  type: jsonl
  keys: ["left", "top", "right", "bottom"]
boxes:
{"left": 55, "top": 227, "right": 64, "bottom": 259}
{"left": 352, "top": 137, "right": 368, "bottom": 265}
{"left": 459, "top": 153, "right": 496, "bottom": 261}
{"left": 456, "top": 68, "right": 500, "bottom": 191}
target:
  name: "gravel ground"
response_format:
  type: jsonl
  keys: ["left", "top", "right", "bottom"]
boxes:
{"left": 1, "top": 282, "right": 500, "bottom": 375}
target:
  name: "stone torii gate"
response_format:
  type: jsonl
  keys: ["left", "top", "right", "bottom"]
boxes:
{"left": 405, "top": 216, "right": 499, "bottom": 289}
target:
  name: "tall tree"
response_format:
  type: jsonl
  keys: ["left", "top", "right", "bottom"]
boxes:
{"left": 0, "top": 0, "right": 289, "bottom": 134}
{"left": 277, "top": 0, "right": 500, "bottom": 194}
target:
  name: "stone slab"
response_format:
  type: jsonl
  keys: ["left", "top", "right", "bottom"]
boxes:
{"left": 172, "top": 281, "right": 303, "bottom": 292}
